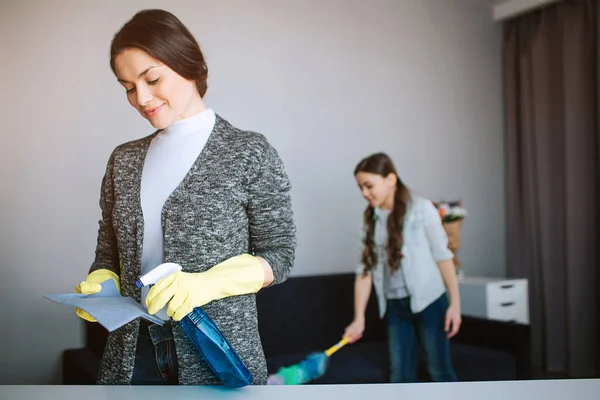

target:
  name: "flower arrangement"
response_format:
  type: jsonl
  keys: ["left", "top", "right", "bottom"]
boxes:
{"left": 436, "top": 201, "right": 468, "bottom": 223}
{"left": 433, "top": 200, "right": 467, "bottom": 277}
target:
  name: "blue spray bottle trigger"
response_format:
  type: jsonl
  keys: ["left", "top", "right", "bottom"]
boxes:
{"left": 137, "top": 263, "right": 183, "bottom": 287}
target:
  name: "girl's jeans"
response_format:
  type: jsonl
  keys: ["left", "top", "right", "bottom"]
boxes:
{"left": 387, "top": 293, "right": 458, "bottom": 383}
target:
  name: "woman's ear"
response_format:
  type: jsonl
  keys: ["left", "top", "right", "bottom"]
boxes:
{"left": 385, "top": 173, "right": 398, "bottom": 186}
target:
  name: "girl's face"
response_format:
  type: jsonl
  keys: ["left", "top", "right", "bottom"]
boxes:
{"left": 113, "top": 48, "right": 205, "bottom": 129}
{"left": 355, "top": 171, "right": 397, "bottom": 210}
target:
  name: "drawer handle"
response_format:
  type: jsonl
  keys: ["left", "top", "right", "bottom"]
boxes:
{"left": 500, "top": 302, "right": 515, "bottom": 307}
{"left": 500, "top": 284, "right": 514, "bottom": 289}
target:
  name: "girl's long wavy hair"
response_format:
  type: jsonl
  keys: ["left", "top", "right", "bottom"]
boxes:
{"left": 355, "top": 153, "right": 411, "bottom": 274}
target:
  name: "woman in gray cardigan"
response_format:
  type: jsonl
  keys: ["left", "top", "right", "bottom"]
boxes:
{"left": 73, "top": 9, "right": 296, "bottom": 385}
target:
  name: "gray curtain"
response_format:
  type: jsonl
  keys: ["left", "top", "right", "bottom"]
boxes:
{"left": 504, "top": 0, "right": 599, "bottom": 377}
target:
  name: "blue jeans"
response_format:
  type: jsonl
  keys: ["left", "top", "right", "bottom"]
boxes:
{"left": 131, "top": 320, "right": 179, "bottom": 385}
{"left": 387, "top": 294, "right": 457, "bottom": 383}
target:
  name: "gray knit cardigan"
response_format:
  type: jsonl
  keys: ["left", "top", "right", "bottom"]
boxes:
{"left": 89, "top": 114, "right": 296, "bottom": 385}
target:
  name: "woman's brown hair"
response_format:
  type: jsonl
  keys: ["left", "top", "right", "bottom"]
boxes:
{"left": 354, "top": 153, "right": 411, "bottom": 274}
{"left": 109, "top": 9, "right": 209, "bottom": 97}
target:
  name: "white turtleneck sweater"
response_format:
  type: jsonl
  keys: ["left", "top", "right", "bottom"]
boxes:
{"left": 140, "top": 108, "right": 216, "bottom": 320}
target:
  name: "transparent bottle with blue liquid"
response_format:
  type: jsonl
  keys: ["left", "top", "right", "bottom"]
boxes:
{"left": 136, "top": 263, "right": 253, "bottom": 388}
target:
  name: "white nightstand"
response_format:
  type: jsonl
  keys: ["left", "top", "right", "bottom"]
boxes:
{"left": 458, "top": 276, "right": 530, "bottom": 324}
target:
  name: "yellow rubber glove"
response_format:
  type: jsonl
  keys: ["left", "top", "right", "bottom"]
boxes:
{"left": 146, "top": 254, "right": 265, "bottom": 321}
{"left": 74, "top": 269, "right": 120, "bottom": 322}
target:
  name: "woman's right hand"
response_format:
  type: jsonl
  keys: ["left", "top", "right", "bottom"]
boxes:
{"left": 343, "top": 317, "right": 365, "bottom": 343}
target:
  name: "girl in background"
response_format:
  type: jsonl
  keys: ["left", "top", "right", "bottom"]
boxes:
{"left": 344, "top": 152, "right": 460, "bottom": 383}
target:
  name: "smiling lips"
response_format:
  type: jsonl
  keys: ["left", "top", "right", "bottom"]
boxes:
{"left": 143, "top": 104, "right": 164, "bottom": 117}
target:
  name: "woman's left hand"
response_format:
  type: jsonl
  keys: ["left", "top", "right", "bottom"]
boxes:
{"left": 445, "top": 304, "right": 462, "bottom": 338}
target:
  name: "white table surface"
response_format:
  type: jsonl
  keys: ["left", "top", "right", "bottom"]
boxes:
{"left": 2, "top": 379, "right": 599, "bottom": 400}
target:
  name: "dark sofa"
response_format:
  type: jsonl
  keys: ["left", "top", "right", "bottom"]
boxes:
{"left": 62, "top": 273, "right": 532, "bottom": 384}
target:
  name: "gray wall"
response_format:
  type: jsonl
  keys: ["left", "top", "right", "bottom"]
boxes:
{"left": 0, "top": 0, "right": 504, "bottom": 384}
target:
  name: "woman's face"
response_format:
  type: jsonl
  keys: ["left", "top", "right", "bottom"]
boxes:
{"left": 113, "top": 48, "right": 204, "bottom": 129}
{"left": 355, "top": 171, "right": 397, "bottom": 209}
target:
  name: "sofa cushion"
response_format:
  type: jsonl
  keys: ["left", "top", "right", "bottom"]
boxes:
{"left": 62, "top": 348, "right": 101, "bottom": 385}
{"left": 452, "top": 316, "right": 532, "bottom": 380}
{"left": 85, "top": 322, "right": 109, "bottom": 359}
{"left": 450, "top": 343, "right": 516, "bottom": 381}
{"left": 257, "top": 273, "right": 386, "bottom": 357}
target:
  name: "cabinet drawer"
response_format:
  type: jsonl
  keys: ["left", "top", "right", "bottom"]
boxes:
{"left": 458, "top": 277, "right": 530, "bottom": 324}
{"left": 487, "top": 281, "right": 527, "bottom": 305}
{"left": 487, "top": 300, "right": 529, "bottom": 324}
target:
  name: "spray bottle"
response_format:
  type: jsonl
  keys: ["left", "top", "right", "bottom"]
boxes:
{"left": 136, "top": 263, "right": 253, "bottom": 388}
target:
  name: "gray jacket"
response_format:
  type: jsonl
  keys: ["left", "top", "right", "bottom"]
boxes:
{"left": 90, "top": 115, "right": 296, "bottom": 385}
